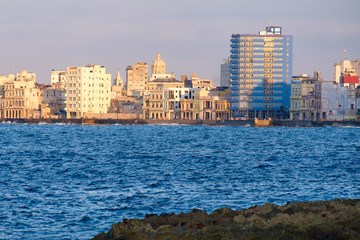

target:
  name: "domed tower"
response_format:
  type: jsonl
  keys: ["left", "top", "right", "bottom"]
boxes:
{"left": 151, "top": 53, "right": 166, "bottom": 74}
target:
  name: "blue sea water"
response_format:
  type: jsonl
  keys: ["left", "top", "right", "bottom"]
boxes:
{"left": 0, "top": 123, "right": 359, "bottom": 239}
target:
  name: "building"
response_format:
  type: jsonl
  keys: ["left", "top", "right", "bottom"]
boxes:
{"left": 189, "top": 73, "right": 214, "bottom": 89}
{"left": 0, "top": 74, "right": 15, "bottom": 97}
{"left": 0, "top": 70, "right": 41, "bottom": 119}
{"left": 333, "top": 50, "right": 360, "bottom": 84}
{"left": 149, "top": 53, "right": 175, "bottom": 82}
{"left": 42, "top": 86, "right": 66, "bottom": 118}
{"left": 321, "top": 82, "right": 356, "bottom": 120}
{"left": 220, "top": 58, "right": 230, "bottom": 87}
{"left": 163, "top": 87, "right": 196, "bottom": 120}
{"left": 229, "top": 26, "right": 292, "bottom": 119}
{"left": 289, "top": 81, "right": 301, "bottom": 120}
{"left": 126, "top": 62, "right": 148, "bottom": 97}
{"left": 197, "top": 88, "right": 231, "bottom": 120}
{"left": 65, "top": 64, "right": 111, "bottom": 119}
{"left": 142, "top": 79, "right": 184, "bottom": 119}
{"left": 290, "top": 73, "right": 323, "bottom": 120}
{"left": 51, "top": 70, "right": 67, "bottom": 90}
{"left": 340, "top": 69, "right": 359, "bottom": 88}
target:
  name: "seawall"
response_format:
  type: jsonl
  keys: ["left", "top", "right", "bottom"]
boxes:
{"left": 1, "top": 118, "right": 360, "bottom": 127}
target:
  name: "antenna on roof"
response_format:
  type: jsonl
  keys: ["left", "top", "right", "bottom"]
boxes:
{"left": 344, "top": 49, "right": 347, "bottom": 60}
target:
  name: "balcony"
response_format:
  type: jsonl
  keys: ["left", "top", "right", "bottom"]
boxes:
{"left": 230, "top": 75, "right": 238, "bottom": 80}
{"left": 230, "top": 44, "right": 239, "bottom": 48}
{"left": 230, "top": 70, "right": 239, "bottom": 75}
{"left": 230, "top": 60, "right": 239, "bottom": 64}
{"left": 230, "top": 81, "right": 239, "bottom": 85}
{"left": 230, "top": 98, "right": 239, "bottom": 103}
{"left": 230, "top": 106, "right": 239, "bottom": 110}
{"left": 230, "top": 54, "right": 239, "bottom": 59}
{"left": 230, "top": 92, "right": 239, "bottom": 96}
{"left": 231, "top": 38, "right": 239, "bottom": 43}
{"left": 230, "top": 49, "right": 239, "bottom": 53}
{"left": 230, "top": 86, "right": 238, "bottom": 91}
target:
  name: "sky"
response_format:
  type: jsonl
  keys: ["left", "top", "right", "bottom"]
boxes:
{"left": 0, "top": 0, "right": 359, "bottom": 85}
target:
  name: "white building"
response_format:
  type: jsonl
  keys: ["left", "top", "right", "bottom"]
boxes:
{"left": 65, "top": 64, "right": 111, "bottom": 119}
{"left": 163, "top": 87, "right": 197, "bottom": 119}
{"left": 333, "top": 50, "right": 360, "bottom": 83}
{"left": 321, "top": 81, "right": 356, "bottom": 120}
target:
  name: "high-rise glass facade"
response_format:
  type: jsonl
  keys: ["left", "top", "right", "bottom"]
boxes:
{"left": 229, "top": 26, "right": 292, "bottom": 119}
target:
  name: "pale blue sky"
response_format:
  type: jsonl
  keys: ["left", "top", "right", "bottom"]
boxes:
{"left": 0, "top": 0, "right": 359, "bottom": 85}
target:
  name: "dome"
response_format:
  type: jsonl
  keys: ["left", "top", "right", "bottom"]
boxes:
{"left": 151, "top": 53, "right": 166, "bottom": 74}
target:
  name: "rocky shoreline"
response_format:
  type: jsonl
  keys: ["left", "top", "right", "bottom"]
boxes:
{"left": 92, "top": 199, "right": 359, "bottom": 240}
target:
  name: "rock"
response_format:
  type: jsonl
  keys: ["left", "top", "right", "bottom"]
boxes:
{"left": 92, "top": 199, "right": 360, "bottom": 240}
{"left": 233, "top": 214, "right": 245, "bottom": 223}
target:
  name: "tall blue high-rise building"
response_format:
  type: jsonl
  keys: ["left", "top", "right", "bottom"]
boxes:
{"left": 229, "top": 26, "right": 292, "bottom": 119}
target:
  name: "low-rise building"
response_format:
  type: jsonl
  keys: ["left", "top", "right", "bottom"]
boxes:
{"left": 321, "top": 82, "right": 356, "bottom": 120}
{"left": 290, "top": 73, "right": 323, "bottom": 120}
{"left": 0, "top": 70, "right": 41, "bottom": 119}
{"left": 142, "top": 79, "right": 184, "bottom": 119}
{"left": 42, "top": 86, "right": 66, "bottom": 118}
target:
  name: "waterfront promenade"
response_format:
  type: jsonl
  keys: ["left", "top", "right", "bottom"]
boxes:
{"left": 1, "top": 118, "right": 360, "bottom": 127}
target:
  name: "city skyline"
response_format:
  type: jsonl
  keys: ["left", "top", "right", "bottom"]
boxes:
{"left": 0, "top": 0, "right": 359, "bottom": 85}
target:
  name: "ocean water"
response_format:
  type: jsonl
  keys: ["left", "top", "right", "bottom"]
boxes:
{"left": 0, "top": 123, "right": 359, "bottom": 239}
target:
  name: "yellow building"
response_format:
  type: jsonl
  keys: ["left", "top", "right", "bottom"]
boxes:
{"left": 65, "top": 64, "right": 111, "bottom": 119}
{"left": 197, "top": 88, "right": 231, "bottom": 120}
{"left": 142, "top": 80, "right": 184, "bottom": 119}
{"left": 215, "top": 99, "right": 230, "bottom": 120}
{"left": 0, "top": 70, "right": 41, "bottom": 119}
{"left": 180, "top": 98, "right": 195, "bottom": 120}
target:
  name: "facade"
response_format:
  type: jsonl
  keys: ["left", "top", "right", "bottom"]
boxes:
{"left": 229, "top": 26, "right": 292, "bottom": 119}
{"left": 289, "top": 81, "right": 302, "bottom": 120}
{"left": 0, "top": 74, "right": 15, "bottom": 97}
{"left": 220, "top": 58, "right": 230, "bottom": 87}
{"left": 290, "top": 73, "right": 323, "bottom": 120}
{"left": 42, "top": 86, "right": 66, "bottom": 118}
{"left": 0, "top": 70, "right": 41, "bottom": 119}
{"left": 333, "top": 52, "right": 360, "bottom": 84}
{"left": 126, "top": 62, "right": 148, "bottom": 97}
{"left": 321, "top": 82, "right": 356, "bottom": 120}
{"left": 65, "top": 64, "right": 111, "bottom": 119}
{"left": 51, "top": 70, "right": 67, "bottom": 90}
{"left": 142, "top": 79, "right": 184, "bottom": 119}
{"left": 190, "top": 73, "right": 213, "bottom": 89}
{"left": 163, "top": 87, "right": 196, "bottom": 120}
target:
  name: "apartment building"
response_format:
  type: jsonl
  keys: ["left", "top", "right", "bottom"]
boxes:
{"left": 229, "top": 26, "right": 292, "bottom": 119}
{"left": 65, "top": 64, "right": 111, "bottom": 119}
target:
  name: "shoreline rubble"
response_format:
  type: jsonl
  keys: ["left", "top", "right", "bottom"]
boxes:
{"left": 92, "top": 198, "right": 360, "bottom": 240}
